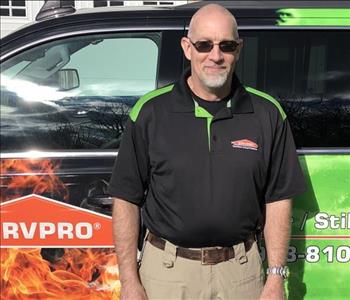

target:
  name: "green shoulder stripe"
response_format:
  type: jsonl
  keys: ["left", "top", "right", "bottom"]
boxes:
{"left": 129, "top": 84, "right": 174, "bottom": 122}
{"left": 245, "top": 86, "right": 287, "bottom": 121}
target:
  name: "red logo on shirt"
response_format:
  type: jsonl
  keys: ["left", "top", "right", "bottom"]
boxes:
{"left": 231, "top": 139, "right": 258, "bottom": 151}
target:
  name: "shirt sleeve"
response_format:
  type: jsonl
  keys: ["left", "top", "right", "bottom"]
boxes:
{"left": 107, "top": 117, "right": 149, "bottom": 206}
{"left": 265, "top": 117, "right": 306, "bottom": 203}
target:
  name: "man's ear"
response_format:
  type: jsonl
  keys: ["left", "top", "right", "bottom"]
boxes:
{"left": 181, "top": 37, "right": 192, "bottom": 61}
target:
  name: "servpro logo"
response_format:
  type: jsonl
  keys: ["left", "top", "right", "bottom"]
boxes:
{"left": 0, "top": 194, "right": 113, "bottom": 248}
{"left": 2, "top": 222, "right": 94, "bottom": 240}
{"left": 231, "top": 139, "right": 259, "bottom": 151}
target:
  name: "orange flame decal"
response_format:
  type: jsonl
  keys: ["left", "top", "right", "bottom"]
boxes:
{"left": 0, "top": 159, "right": 120, "bottom": 299}
{"left": 0, "top": 159, "right": 68, "bottom": 203}
{"left": 0, "top": 248, "right": 120, "bottom": 299}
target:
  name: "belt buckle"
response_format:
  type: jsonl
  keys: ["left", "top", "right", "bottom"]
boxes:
{"left": 201, "top": 247, "right": 217, "bottom": 265}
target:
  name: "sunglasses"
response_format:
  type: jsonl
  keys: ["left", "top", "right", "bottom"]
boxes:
{"left": 189, "top": 39, "right": 240, "bottom": 53}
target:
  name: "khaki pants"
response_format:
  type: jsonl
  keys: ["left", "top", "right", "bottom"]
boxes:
{"left": 139, "top": 238, "right": 264, "bottom": 300}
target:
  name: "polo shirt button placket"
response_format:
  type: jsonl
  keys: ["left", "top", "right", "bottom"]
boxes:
{"left": 212, "top": 134, "right": 218, "bottom": 152}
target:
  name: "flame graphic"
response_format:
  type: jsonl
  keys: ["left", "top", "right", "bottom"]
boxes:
{"left": 0, "top": 248, "right": 120, "bottom": 299}
{"left": 0, "top": 159, "right": 68, "bottom": 203}
{"left": 0, "top": 158, "right": 120, "bottom": 298}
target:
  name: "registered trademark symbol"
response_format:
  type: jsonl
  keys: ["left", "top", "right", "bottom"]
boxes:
{"left": 93, "top": 222, "right": 101, "bottom": 230}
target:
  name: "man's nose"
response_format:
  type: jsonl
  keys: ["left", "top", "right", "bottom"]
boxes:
{"left": 208, "top": 44, "right": 224, "bottom": 62}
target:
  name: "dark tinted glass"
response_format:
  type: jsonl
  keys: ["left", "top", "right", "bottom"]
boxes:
{"left": 61, "top": 0, "right": 74, "bottom": 7}
{"left": 12, "top": 8, "right": 25, "bottom": 16}
{"left": 94, "top": 0, "right": 107, "bottom": 7}
{"left": 0, "top": 0, "right": 9, "bottom": 6}
{"left": 235, "top": 30, "right": 350, "bottom": 148}
{"left": 11, "top": 0, "right": 25, "bottom": 6}
{"left": 110, "top": 0, "right": 123, "bottom": 6}
{"left": 191, "top": 40, "right": 239, "bottom": 53}
{"left": 0, "top": 8, "right": 9, "bottom": 15}
{"left": 0, "top": 33, "right": 160, "bottom": 151}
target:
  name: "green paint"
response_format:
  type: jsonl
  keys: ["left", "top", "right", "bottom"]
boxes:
{"left": 245, "top": 86, "right": 287, "bottom": 120}
{"left": 129, "top": 84, "right": 174, "bottom": 122}
{"left": 286, "top": 154, "right": 350, "bottom": 299}
{"left": 277, "top": 8, "right": 350, "bottom": 26}
{"left": 194, "top": 105, "right": 213, "bottom": 150}
{"left": 294, "top": 155, "right": 350, "bottom": 236}
{"left": 286, "top": 240, "right": 350, "bottom": 299}
{"left": 261, "top": 154, "right": 350, "bottom": 299}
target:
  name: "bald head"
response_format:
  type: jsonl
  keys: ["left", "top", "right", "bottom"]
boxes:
{"left": 181, "top": 3, "right": 243, "bottom": 99}
{"left": 188, "top": 4, "right": 239, "bottom": 40}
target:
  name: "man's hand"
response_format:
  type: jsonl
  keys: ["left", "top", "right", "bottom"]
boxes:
{"left": 260, "top": 276, "right": 285, "bottom": 300}
{"left": 120, "top": 280, "right": 148, "bottom": 300}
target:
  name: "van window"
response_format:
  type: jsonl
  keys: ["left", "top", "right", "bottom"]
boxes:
{"left": 236, "top": 30, "right": 350, "bottom": 148}
{"left": 0, "top": 32, "right": 160, "bottom": 151}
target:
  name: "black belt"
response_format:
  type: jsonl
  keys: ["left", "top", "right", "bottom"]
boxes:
{"left": 146, "top": 232, "right": 255, "bottom": 265}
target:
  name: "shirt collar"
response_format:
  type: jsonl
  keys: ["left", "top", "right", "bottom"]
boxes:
{"left": 170, "top": 68, "right": 254, "bottom": 115}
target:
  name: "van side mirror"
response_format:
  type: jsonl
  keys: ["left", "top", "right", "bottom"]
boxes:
{"left": 58, "top": 68, "right": 80, "bottom": 91}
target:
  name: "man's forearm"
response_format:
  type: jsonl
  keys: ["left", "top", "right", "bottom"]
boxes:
{"left": 112, "top": 198, "right": 140, "bottom": 286}
{"left": 260, "top": 199, "right": 292, "bottom": 299}
{"left": 264, "top": 199, "right": 292, "bottom": 267}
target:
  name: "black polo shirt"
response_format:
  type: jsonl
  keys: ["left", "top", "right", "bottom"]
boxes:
{"left": 108, "top": 71, "right": 306, "bottom": 248}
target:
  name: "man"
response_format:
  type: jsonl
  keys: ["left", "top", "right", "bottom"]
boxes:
{"left": 108, "top": 4, "right": 305, "bottom": 300}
